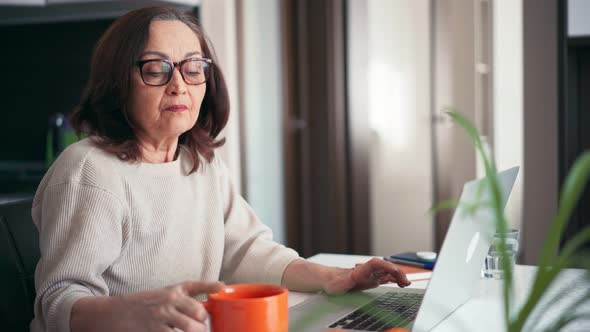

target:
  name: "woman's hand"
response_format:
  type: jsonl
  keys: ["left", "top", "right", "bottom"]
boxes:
{"left": 322, "top": 258, "right": 411, "bottom": 295}
{"left": 71, "top": 281, "right": 225, "bottom": 332}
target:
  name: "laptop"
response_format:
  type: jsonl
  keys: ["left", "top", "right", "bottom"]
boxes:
{"left": 289, "top": 167, "right": 519, "bottom": 332}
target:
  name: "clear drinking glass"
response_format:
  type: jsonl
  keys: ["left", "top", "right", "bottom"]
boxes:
{"left": 482, "top": 229, "right": 520, "bottom": 279}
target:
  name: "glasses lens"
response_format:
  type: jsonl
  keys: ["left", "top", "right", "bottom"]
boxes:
{"left": 141, "top": 60, "right": 172, "bottom": 85}
{"left": 181, "top": 60, "right": 209, "bottom": 85}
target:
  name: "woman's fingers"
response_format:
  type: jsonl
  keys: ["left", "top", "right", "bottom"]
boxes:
{"left": 366, "top": 258, "right": 411, "bottom": 286}
{"left": 172, "top": 281, "right": 225, "bottom": 323}
{"left": 166, "top": 310, "right": 206, "bottom": 332}
{"left": 156, "top": 280, "right": 225, "bottom": 330}
{"left": 373, "top": 268, "right": 410, "bottom": 286}
{"left": 354, "top": 258, "right": 411, "bottom": 287}
{"left": 174, "top": 295, "right": 209, "bottom": 322}
{"left": 350, "top": 258, "right": 412, "bottom": 291}
{"left": 379, "top": 275, "right": 398, "bottom": 284}
{"left": 181, "top": 281, "right": 225, "bottom": 297}
{"left": 110, "top": 281, "right": 225, "bottom": 332}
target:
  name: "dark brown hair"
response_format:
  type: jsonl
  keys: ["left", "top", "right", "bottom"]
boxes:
{"left": 70, "top": 6, "right": 229, "bottom": 173}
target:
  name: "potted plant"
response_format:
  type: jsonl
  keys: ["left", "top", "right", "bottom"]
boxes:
{"left": 293, "top": 111, "right": 590, "bottom": 332}
{"left": 445, "top": 110, "right": 590, "bottom": 331}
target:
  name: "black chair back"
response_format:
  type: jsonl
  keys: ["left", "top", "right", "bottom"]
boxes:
{"left": 0, "top": 197, "right": 39, "bottom": 331}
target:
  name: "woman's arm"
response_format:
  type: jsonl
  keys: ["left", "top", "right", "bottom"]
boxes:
{"left": 281, "top": 258, "right": 411, "bottom": 295}
{"left": 215, "top": 156, "right": 299, "bottom": 285}
{"left": 214, "top": 155, "right": 409, "bottom": 293}
{"left": 70, "top": 296, "right": 112, "bottom": 332}
{"left": 70, "top": 281, "right": 224, "bottom": 332}
{"left": 33, "top": 182, "right": 126, "bottom": 332}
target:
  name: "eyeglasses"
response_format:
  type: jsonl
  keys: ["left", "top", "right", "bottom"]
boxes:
{"left": 136, "top": 57, "right": 212, "bottom": 86}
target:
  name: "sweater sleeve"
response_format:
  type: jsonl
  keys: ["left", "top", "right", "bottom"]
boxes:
{"left": 32, "top": 182, "right": 125, "bottom": 332}
{"left": 216, "top": 158, "right": 299, "bottom": 285}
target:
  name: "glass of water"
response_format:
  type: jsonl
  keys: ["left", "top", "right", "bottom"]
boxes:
{"left": 482, "top": 229, "right": 520, "bottom": 279}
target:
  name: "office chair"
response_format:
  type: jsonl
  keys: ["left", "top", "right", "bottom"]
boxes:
{"left": 0, "top": 196, "right": 39, "bottom": 332}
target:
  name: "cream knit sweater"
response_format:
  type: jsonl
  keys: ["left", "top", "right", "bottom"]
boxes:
{"left": 30, "top": 138, "right": 299, "bottom": 332}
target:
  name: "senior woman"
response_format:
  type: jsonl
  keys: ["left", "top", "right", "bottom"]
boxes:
{"left": 31, "top": 6, "right": 410, "bottom": 332}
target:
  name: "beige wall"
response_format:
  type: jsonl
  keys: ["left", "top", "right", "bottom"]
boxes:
{"left": 354, "top": 0, "right": 434, "bottom": 256}
{"left": 436, "top": 0, "right": 557, "bottom": 264}
{"left": 200, "top": 0, "right": 242, "bottom": 194}
{"left": 239, "top": 0, "right": 286, "bottom": 244}
{"left": 201, "top": 0, "right": 289, "bottom": 243}
{"left": 493, "top": 0, "right": 523, "bottom": 231}
{"left": 432, "top": 0, "right": 478, "bottom": 249}
{"left": 446, "top": 0, "right": 477, "bottom": 203}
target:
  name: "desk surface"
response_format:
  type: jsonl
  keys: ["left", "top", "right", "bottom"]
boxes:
{"left": 289, "top": 253, "right": 590, "bottom": 332}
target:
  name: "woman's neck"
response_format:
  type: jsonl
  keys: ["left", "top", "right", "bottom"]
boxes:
{"left": 137, "top": 136, "right": 179, "bottom": 163}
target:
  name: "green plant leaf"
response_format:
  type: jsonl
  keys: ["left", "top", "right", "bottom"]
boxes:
{"left": 534, "top": 267, "right": 590, "bottom": 332}
{"left": 510, "top": 266, "right": 563, "bottom": 331}
{"left": 538, "top": 152, "right": 590, "bottom": 269}
{"left": 511, "top": 152, "right": 590, "bottom": 331}
{"left": 462, "top": 200, "right": 494, "bottom": 217}
{"left": 446, "top": 110, "right": 512, "bottom": 324}
{"left": 429, "top": 199, "right": 493, "bottom": 217}
{"left": 559, "top": 227, "right": 590, "bottom": 265}
{"left": 446, "top": 109, "right": 590, "bottom": 332}
{"left": 429, "top": 199, "right": 460, "bottom": 214}
{"left": 541, "top": 311, "right": 590, "bottom": 332}
{"left": 509, "top": 253, "right": 589, "bottom": 332}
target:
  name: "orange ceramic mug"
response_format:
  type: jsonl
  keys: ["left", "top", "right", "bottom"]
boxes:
{"left": 203, "top": 283, "right": 288, "bottom": 332}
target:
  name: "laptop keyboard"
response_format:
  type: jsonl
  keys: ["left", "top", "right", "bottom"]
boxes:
{"left": 328, "top": 292, "right": 423, "bottom": 331}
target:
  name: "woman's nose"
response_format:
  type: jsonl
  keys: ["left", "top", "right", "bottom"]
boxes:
{"left": 165, "top": 68, "right": 187, "bottom": 95}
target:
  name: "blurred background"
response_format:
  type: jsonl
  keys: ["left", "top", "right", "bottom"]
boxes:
{"left": 0, "top": 0, "right": 588, "bottom": 265}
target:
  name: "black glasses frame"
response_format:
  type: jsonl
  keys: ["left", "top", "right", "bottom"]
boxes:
{"left": 136, "top": 57, "right": 213, "bottom": 86}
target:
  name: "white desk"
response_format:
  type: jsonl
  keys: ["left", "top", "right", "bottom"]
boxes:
{"left": 289, "top": 254, "right": 590, "bottom": 331}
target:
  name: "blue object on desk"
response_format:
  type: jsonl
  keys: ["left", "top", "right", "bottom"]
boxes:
{"left": 384, "top": 251, "right": 436, "bottom": 270}
{"left": 384, "top": 257, "right": 435, "bottom": 269}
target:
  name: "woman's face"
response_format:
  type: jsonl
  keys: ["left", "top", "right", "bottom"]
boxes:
{"left": 128, "top": 20, "right": 206, "bottom": 144}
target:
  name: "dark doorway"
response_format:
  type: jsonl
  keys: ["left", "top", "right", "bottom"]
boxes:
{"left": 280, "top": 0, "right": 370, "bottom": 257}
{"left": 561, "top": 37, "right": 590, "bottom": 251}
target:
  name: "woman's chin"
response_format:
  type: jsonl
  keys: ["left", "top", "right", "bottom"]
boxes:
{"left": 160, "top": 119, "right": 196, "bottom": 136}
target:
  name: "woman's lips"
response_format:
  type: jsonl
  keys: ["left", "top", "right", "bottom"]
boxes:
{"left": 164, "top": 105, "right": 188, "bottom": 112}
